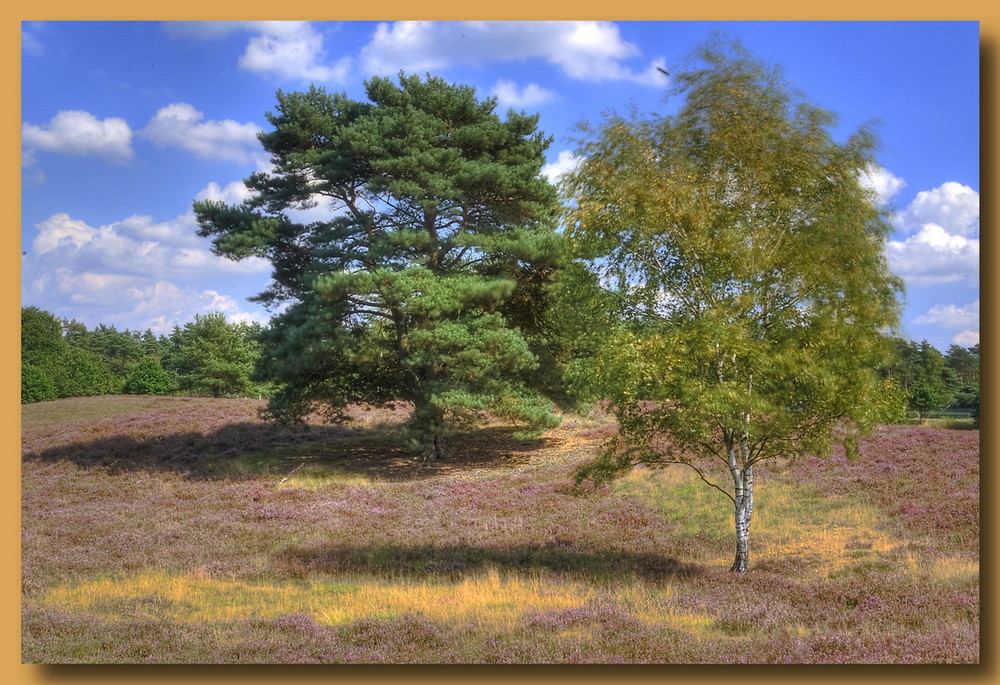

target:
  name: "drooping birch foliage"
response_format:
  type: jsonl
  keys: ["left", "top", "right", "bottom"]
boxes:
{"left": 563, "top": 40, "right": 904, "bottom": 571}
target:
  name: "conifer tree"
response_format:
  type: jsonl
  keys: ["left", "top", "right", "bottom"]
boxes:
{"left": 195, "top": 74, "right": 563, "bottom": 457}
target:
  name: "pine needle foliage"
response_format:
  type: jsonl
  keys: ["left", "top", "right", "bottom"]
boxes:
{"left": 194, "top": 74, "right": 564, "bottom": 458}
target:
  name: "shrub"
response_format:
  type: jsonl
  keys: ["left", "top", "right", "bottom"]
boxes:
{"left": 123, "top": 358, "right": 175, "bottom": 395}
{"left": 55, "top": 347, "right": 119, "bottom": 398}
{"left": 21, "top": 363, "right": 58, "bottom": 404}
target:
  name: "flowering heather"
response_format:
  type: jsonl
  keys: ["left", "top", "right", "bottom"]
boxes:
{"left": 22, "top": 397, "right": 978, "bottom": 663}
{"left": 789, "top": 425, "right": 980, "bottom": 550}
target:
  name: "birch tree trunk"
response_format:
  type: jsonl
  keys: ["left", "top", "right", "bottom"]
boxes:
{"left": 729, "top": 460, "right": 754, "bottom": 574}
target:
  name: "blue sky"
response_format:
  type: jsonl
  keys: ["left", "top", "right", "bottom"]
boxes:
{"left": 20, "top": 20, "right": 980, "bottom": 350}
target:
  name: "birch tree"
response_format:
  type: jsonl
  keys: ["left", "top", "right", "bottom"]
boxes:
{"left": 564, "top": 40, "right": 903, "bottom": 573}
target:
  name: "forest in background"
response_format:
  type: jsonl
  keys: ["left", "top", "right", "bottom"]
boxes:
{"left": 20, "top": 304, "right": 980, "bottom": 425}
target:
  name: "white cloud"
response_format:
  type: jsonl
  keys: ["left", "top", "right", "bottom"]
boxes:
{"left": 195, "top": 180, "right": 255, "bottom": 206}
{"left": 22, "top": 110, "right": 134, "bottom": 163}
{"left": 887, "top": 224, "right": 979, "bottom": 286}
{"left": 140, "top": 103, "right": 263, "bottom": 164}
{"left": 887, "top": 181, "right": 980, "bottom": 288}
{"left": 165, "top": 20, "right": 350, "bottom": 83}
{"left": 30, "top": 213, "right": 97, "bottom": 253}
{"left": 27, "top": 212, "right": 270, "bottom": 283}
{"left": 23, "top": 210, "right": 273, "bottom": 333}
{"left": 360, "top": 21, "right": 665, "bottom": 85}
{"left": 542, "top": 150, "right": 582, "bottom": 183}
{"left": 894, "top": 181, "right": 979, "bottom": 238}
{"left": 126, "top": 281, "right": 270, "bottom": 334}
{"left": 859, "top": 164, "right": 906, "bottom": 206}
{"left": 952, "top": 329, "right": 979, "bottom": 346}
{"left": 30, "top": 271, "right": 266, "bottom": 334}
{"left": 911, "top": 301, "right": 980, "bottom": 349}
{"left": 913, "top": 300, "right": 979, "bottom": 328}
{"left": 491, "top": 79, "right": 558, "bottom": 109}
{"left": 239, "top": 21, "right": 351, "bottom": 82}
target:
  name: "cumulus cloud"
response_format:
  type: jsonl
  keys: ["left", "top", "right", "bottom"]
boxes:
{"left": 240, "top": 21, "right": 352, "bottom": 82}
{"left": 140, "top": 103, "right": 263, "bottom": 164}
{"left": 22, "top": 110, "right": 134, "bottom": 163}
{"left": 911, "top": 300, "right": 980, "bottom": 349}
{"left": 165, "top": 20, "right": 350, "bottom": 83}
{"left": 27, "top": 211, "right": 269, "bottom": 282}
{"left": 913, "top": 300, "right": 979, "bottom": 328}
{"left": 894, "top": 181, "right": 979, "bottom": 238}
{"left": 126, "top": 281, "right": 270, "bottom": 334}
{"left": 195, "top": 180, "right": 255, "bottom": 206}
{"left": 542, "top": 150, "right": 582, "bottom": 183}
{"left": 952, "top": 329, "right": 979, "bottom": 346}
{"left": 491, "top": 79, "right": 558, "bottom": 109}
{"left": 859, "top": 164, "right": 906, "bottom": 206}
{"left": 887, "top": 224, "right": 979, "bottom": 286}
{"left": 360, "top": 21, "right": 666, "bottom": 85}
{"left": 23, "top": 208, "right": 273, "bottom": 333}
{"left": 887, "top": 181, "right": 980, "bottom": 287}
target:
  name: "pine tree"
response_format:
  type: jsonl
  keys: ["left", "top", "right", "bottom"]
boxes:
{"left": 194, "top": 74, "right": 564, "bottom": 457}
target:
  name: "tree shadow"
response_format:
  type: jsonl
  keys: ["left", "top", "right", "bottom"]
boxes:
{"left": 273, "top": 540, "right": 702, "bottom": 584}
{"left": 21, "top": 420, "right": 555, "bottom": 482}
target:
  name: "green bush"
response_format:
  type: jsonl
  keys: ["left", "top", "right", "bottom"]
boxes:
{"left": 123, "top": 358, "right": 175, "bottom": 395}
{"left": 56, "top": 348, "right": 119, "bottom": 398}
{"left": 21, "top": 364, "right": 58, "bottom": 404}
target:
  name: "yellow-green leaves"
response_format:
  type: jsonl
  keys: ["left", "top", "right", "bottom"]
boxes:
{"left": 565, "top": 38, "right": 903, "bottom": 470}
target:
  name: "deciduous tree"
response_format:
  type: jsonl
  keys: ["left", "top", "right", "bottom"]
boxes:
{"left": 564, "top": 40, "right": 903, "bottom": 573}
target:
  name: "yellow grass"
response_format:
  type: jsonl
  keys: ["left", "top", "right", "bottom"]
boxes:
{"left": 41, "top": 568, "right": 729, "bottom": 636}
{"left": 41, "top": 569, "right": 590, "bottom": 629}
{"left": 617, "top": 463, "right": 905, "bottom": 576}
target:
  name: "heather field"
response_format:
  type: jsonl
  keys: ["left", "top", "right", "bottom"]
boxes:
{"left": 21, "top": 396, "right": 979, "bottom": 663}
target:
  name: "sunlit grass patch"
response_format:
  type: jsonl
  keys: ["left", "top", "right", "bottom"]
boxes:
{"left": 753, "top": 483, "right": 898, "bottom": 577}
{"left": 221, "top": 450, "right": 374, "bottom": 488}
{"left": 899, "top": 554, "right": 979, "bottom": 586}
{"left": 614, "top": 466, "right": 732, "bottom": 542}
{"left": 41, "top": 569, "right": 598, "bottom": 630}
{"left": 615, "top": 463, "right": 904, "bottom": 575}
{"left": 39, "top": 567, "right": 733, "bottom": 639}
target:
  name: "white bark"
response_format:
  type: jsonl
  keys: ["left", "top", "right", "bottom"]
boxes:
{"left": 729, "top": 451, "right": 754, "bottom": 573}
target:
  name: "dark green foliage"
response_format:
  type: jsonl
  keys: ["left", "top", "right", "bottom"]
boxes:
{"left": 21, "top": 306, "right": 65, "bottom": 404}
{"left": 170, "top": 312, "right": 265, "bottom": 398}
{"left": 945, "top": 343, "right": 979, "bottom": 386}
{"left": 20, "top": 306, "right": 272, "bottom": 402}
{"left": 21, "top": 363, "right": 57, "bottom": 404}
{"left": 21, "top": 307, "right": 118, "bottom": 401}
{"left": 123, "top": 358, "right": 176, "bottom": 396}
{"left": 21, "top": 306, "right": 65, "bottom": 370}
{"left": 67, "top": 323, "right": 145, "bottom": 379}
{"left": 886, "top": 338, "right": 975, "bottom": 416}
{"left": 194, "top": 74, "right": 565, "bottom": 457}
{"left": 55, "top": 347, "right": 119, "bottom": 398}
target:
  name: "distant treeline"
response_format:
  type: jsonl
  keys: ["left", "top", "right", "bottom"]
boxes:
{"left": 20, "top": 305, "right": 978, "bottom": 421}
{"left": 884, "top": 337, "right": 979, "bottom": 420}
{"left": 21, "top": 306, "right": 271, "bottom": 404}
